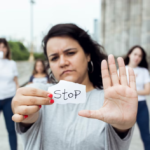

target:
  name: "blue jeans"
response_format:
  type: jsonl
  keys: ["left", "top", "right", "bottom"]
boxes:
{"left": 0, "top": 97, "right": 17, "bottom": 150}
{"left": 137, "top": 101, "right": 150, "bottom": 150}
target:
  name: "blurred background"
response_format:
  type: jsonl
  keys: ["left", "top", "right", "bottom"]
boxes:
{"left": 0, "top": 0, "right": 150, "bottom": 150}
{"left": 101, "top": 0, "right": 150, "bottom": 69}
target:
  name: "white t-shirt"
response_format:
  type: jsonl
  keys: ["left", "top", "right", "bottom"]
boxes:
{"left": 125, "top": 66, "right": 150, "bottom": 101}
{"left": 0, "top": 59, "right": 18, "bottom": 100}
{"left": 29, "top": 75, "right": 49, "bottom": 84}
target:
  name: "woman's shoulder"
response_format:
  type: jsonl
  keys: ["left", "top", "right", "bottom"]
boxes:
{"left": 29, "top": 75, "right": 34, "bottom": 80}
{"left": 88, "top": 88, "right": 104, "bottom": 105}
{"left": 33, "top": 74, "right": 48, "bottom": 78}
{"left": 9, "top": 60, "right": 17, "bottom": 66}
{"left": 9, "top": 59, "right": 15, "bottom": 63}
{"left": 137, "top": 66, "right": 149, "bottom": 73}
{"left": 93, "top": 88, "right": 104, "bottom": 93}
{"left": 89, "top": 88, "right": 104, "bottom": 97}
{"left": 3, "top": 59, "right": 14, "bottom": 63}
{"left": 125, "top": 65, "right": 149, "bottom": 73}
{"left": 3, "top": 59, "right": 17, "bottom": 68}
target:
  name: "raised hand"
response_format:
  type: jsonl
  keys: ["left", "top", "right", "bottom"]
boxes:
{"left": 79, "top": 54, "right": 138, "bottom": 131}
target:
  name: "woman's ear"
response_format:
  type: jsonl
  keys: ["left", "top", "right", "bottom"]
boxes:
{"left": 128, "top": 54, "right": 131, "bottom": 59}
{"left": 128, "top": 54, "right": 130, "bottom": 57}
{"left": 87, "top": 54, "right": 91, "bottom": 62}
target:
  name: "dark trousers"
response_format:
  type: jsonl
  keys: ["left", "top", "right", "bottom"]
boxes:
{"left": 137, "top": 101, "right": 150, "bottom": 150}
{"left": 0, "top": 97, "right": 17, "bottom": 150}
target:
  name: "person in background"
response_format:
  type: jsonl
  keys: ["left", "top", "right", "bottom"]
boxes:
{"left": 124, "top": 45, "right": 150, "bottom": 150}
{"left": 29, "top": 59, "right": 50, "bottom": 84}
{"left": 0, "top": 38, "right": 18, "bottom": 150}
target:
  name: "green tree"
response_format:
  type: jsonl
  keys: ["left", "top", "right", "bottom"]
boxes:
{"left": 33, "top": 52, "right": 46, "bottom": 60}
{"left": 8, "top": 41, "right": 30, "bottom": 60}
{"left": 8, "top": 41, "right": 47, "bottom": 61}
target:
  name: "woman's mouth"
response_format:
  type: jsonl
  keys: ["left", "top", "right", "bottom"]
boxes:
{"left": 61, "top": 70, "right": 74, "bottom": 76}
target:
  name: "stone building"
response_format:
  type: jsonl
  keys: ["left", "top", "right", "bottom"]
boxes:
{"left": 101, "top": 0, "right": 150, "bottom": 59}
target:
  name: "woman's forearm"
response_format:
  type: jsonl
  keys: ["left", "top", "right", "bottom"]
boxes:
{"left": 137, "top": 90, "right": 150, "bottom": 95}
{"left": 14, "top": 76, "right": 19, "bottom": 89}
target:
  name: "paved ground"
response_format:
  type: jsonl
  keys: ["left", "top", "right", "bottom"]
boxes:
{"left": 16, "top": 61, "right": 34, "bottom": 86}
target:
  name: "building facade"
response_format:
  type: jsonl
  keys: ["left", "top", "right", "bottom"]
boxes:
{"left": 101, "top": 0, "right": 150, "bottom": 58}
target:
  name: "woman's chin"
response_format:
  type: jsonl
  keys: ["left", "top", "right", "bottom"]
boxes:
{"left": 60, "top": 76, "right": 78, "bottom": 83}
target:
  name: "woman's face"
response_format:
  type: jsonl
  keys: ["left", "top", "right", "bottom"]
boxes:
{"left": 0, "top": 43, "right": 7, "bottom": 58}
{"left": 129, "top": 48, "right": 143, "bottom": 67}
{"left": 46, "top": 36, "right": 90, "bottom": 83}
{"left": 36, "top": 61, "right": 44, "bottom": 74}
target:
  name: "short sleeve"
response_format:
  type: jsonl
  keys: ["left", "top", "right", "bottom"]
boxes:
{"left": 105, "top": 124, "right": 134, "bottom": 150}
{"left": 12, "top": 61, "right": 18, "bottom": 77}
{"left": 15, "top": 110, "right": 43, "bottom": 150}
{"left": 144, "top": 69, "right": 150, "bottom": 84}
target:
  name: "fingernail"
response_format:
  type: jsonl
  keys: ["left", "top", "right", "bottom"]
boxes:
{"left": 50, "top": 99, "right": 54, "bottom": 104}
{"left": 48, "top": 94, "right": 53, "bottom": 98}
{"left": 39, "top": 105, "right": 42, "bottom": 108}
{"left": 24, "top": 115, "right": 28, "bottom": 119}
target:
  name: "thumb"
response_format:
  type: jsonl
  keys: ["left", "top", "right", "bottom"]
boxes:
{"left": 78, "top": 109, "right": 104, "bottom": 121}
{"left": 12, "top": 114, "right": 24, "bottom": 123}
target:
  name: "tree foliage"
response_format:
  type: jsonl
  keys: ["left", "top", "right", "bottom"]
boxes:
{"left": 8, "top": 41, "right": 29, "bottom": 60}
{"left": 8, "top": 41, "right": 46, "bottom": 61}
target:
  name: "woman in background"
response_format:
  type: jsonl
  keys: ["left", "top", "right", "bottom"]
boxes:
{"left": 29, "top": 59, "right": 49, "bottom": 84}
{"left": 124, "top": 45, "right": 150, "bottom": 150}
{"left": 0, "top": 38, "right": 18, "bottom": 150}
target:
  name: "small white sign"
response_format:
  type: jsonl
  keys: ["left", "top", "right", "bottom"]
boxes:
{"left": 48, "top": 80, "right": 86, "bottom": 104}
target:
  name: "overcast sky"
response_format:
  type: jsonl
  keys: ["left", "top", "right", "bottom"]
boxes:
{"left": 0, "top": 0, "right": 101, "bottom": 49}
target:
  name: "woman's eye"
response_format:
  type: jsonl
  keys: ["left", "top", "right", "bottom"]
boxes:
{"left": 51, "top": 57, "right": 58, "bottom": 61}
{"left": 67, "top": 52, "right": 75, "bottom": 55}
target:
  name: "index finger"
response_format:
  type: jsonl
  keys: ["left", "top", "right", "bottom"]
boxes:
{"left": 17, "top": 87, "right": 49, "bottom": 98}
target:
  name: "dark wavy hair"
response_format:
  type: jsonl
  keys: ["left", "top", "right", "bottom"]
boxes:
{"left": 32, "top": 59, "right": 48, "bottom": 76}
{"left": 0, "top": 38, "right": 11, "bottom": 59}
{"left": 42, "top": 23, "right": 107, "bottom": 89}
{"left": 124, "top": 45, "right": 148, "bottom": 69}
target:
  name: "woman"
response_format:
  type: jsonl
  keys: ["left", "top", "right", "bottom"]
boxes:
{"left": 124, "top": 45, "right": 150, "bottom": 150}
{"left": 12, "top": 24, "right": 138, "bottom": 150}
{"left": 0, "top": 38, "right": 18, "bottom": 150}
{"left": 29, "top": 59, "right": 49, "bottom": 84}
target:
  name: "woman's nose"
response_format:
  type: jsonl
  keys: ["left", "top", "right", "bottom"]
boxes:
{"left": 59, "top": 56, "right": 69, "bottom": 67}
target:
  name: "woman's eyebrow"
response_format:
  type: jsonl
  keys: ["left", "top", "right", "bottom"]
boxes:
{"left": 63, "top": 48, "right": 77, "bottom": 53}
{"left": 49, "top": 53, "right": 57, "bottom": 57}
{"left": 49, "top": 48, "right": 77, "bottom": 57}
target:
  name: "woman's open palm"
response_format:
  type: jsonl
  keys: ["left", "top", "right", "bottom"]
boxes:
{"left": 79, "top": 55, "right": 138, "bottom": 131}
